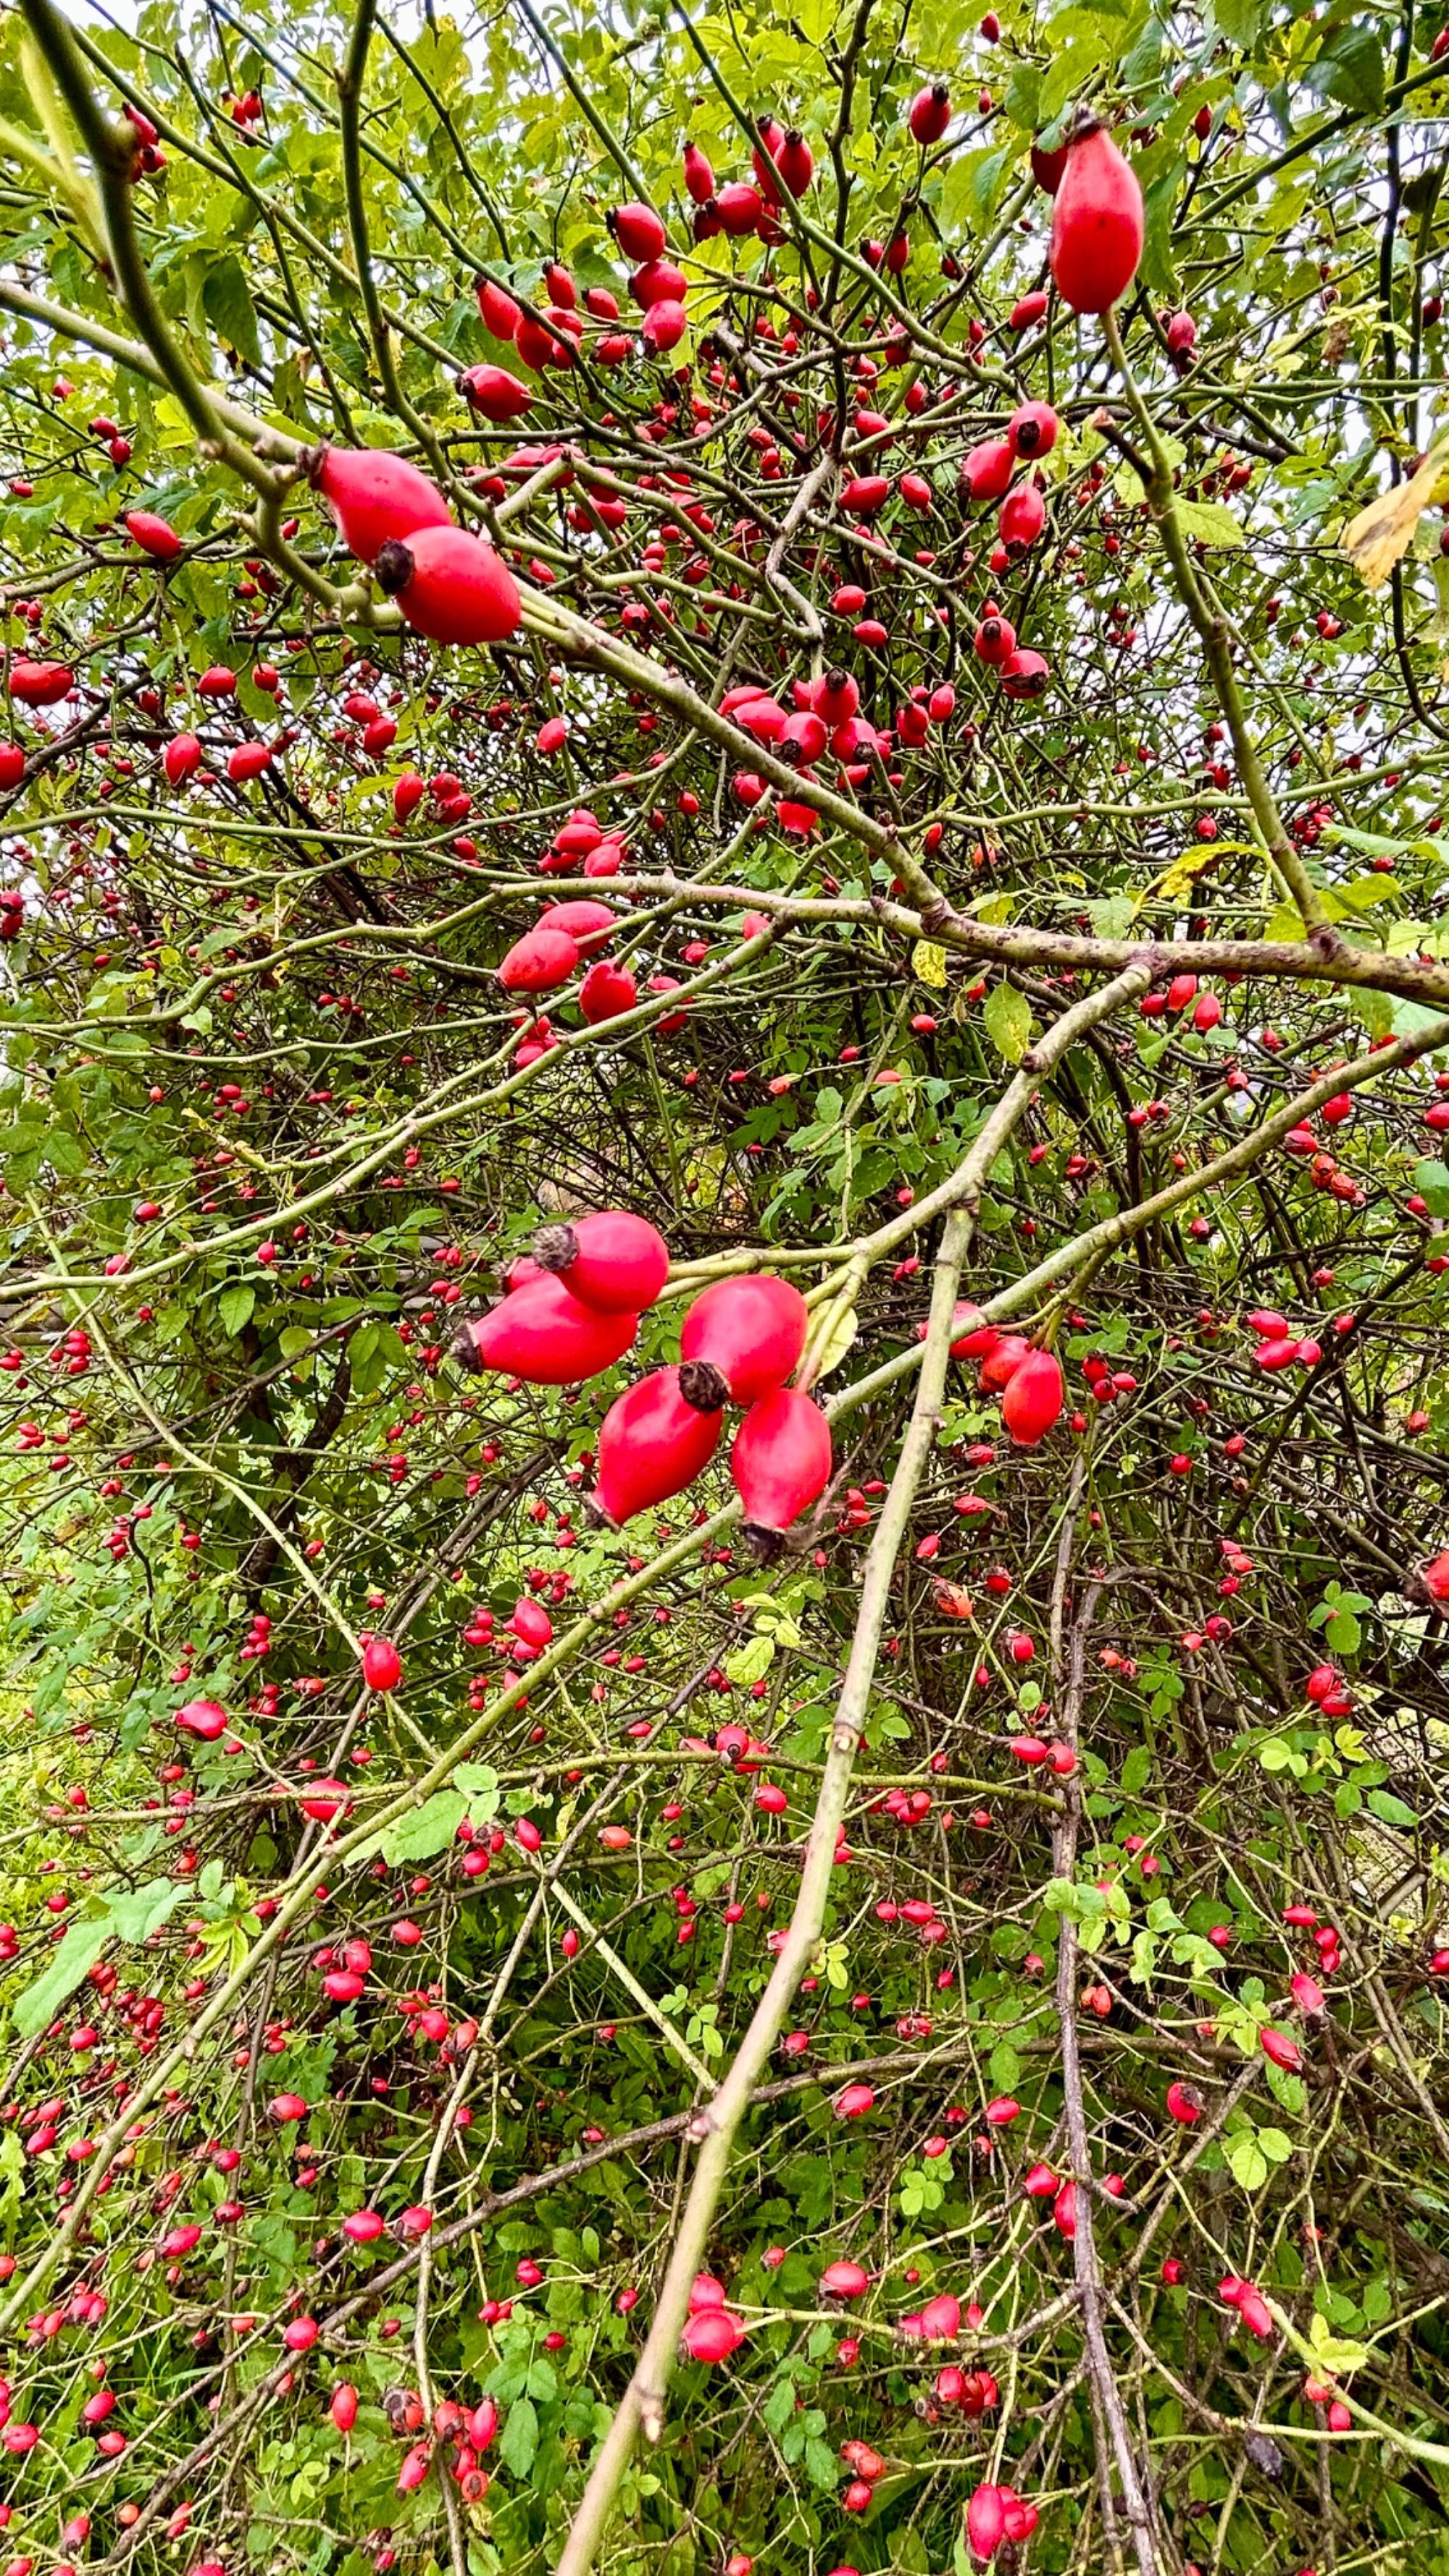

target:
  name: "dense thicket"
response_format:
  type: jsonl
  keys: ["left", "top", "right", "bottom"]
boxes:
{"left": 1, "top": 1, "right": 1449, "bottom": 2572}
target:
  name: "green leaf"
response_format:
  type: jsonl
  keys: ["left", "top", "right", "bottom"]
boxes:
{"left": 1227, "top": 2131, "right": 1269, "bottom": 2191}
{"left": 805, "top": 2435, "right": 838, "bottom": 2491}
{"left": 1308, "top": 24, "right": 1385, "bottom": 115}
{"left": 1085, "top": 895, "right": 1135, "bottom": 938}
{"left": 106, "top": 1878, "right": 188, "bottom": 1942}
{"left": 763, "top": 2379, "right": 796, "bottom": 2435}
{"left": 453, "top": 1762, "right": 500, "bottom": 1815}
{"left": 1174, "top": 498, "right": 1244, "bottom": 549}
{"left": 203, "top": 252, "right": 262, "bottom": 367}
{"left": 1213, "top": 0, "right": 1263, "bottom": 46}
{"left": 498, "top": 2393, "right": 538, "bottom": 2476}
{"left": 41, "top": 1125, "right": 85, "bottom": 1175}
{"left": 1366, "top": 1788, "right": 1417, "bottom": 1829}
{"left": 939, "top": 146, "right": 1012, "bottom": 233}
{"left": 983, "top": 980, "right": 1032, "bottom": 1064}
{"left": 9, "top": 1878, "right": 185, "bottom": 2041}
{"left": 1412, "top": 1159, "right": 1449, "bottom": 1216}
{"left": 1265, "top": 2062, "right": 1307, "bottom": 2118}
{"left": 1348, "top": 985, "right": 1396, "bottom": 1041}
{"left": 724, "top": 1634, "right": 775, "bottom": 1686}
{"left": 219, "top": 1283, "right": 256, "bottom": 1338}
{"left": 385, "top": 1791, "right": 469, "bottom": 1861}
{"left": 1122, "top": 1744, "right": 1153, "bottom": 1796}
{"left": 10, "top": 1915, "right": 107, "bottom": 2041}
{"left": 1396, "top": 995, "right": 1449, "bottom": 1045}
{"left": 1308, "top": 2309, "right": 1371, "bottom": 2373}
{"left": 807, "top": 1300, "right": 858, "bottom": 1384}
{"left": 350, "top": 1791, "right": 469, "bottom": 1866}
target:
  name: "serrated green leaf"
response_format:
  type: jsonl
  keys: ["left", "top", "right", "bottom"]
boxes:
{"left": 10, "top": 1878, "right": 185, "bottom": 2041}
{"left": 351, "top": 1792, "right": 469, "bottom": 1867}
{"left": 1175, "top": 498, "right": 1244, "bottom": 548}
{"left": 9, "top": 1915, "right": 107, "bottom": 2042}
{"left": 724, "top": 1634, "right": 774, "bottom": 1686}
{"left": 219, "top": 1283, "right": 256, "bottom": 1338}
{"left": 498, "top": 2393, "right": 538, "bottom": 2475}
{"left": 202, "top": 253, "right": 262, "bottom": 368}
{"left": 453, "top": 1762, "right": 501, "bottom": 1814}
{"left": 1308, "top": 2309, "right": 1371, "bottom": 2372}
{"left": 1366, "top": 1788, "right": 1417, "bottom": 1829}
{"left": 1227, "top": 2131, "right": 1269, "bottom": 2191}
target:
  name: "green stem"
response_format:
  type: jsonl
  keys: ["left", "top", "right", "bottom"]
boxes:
{"left": 335, "top": 0, "right": 446, "bottom": 474}
{"left": 1101, "top": 305, "right": 1330, "bottom": 937}
{"left": 510, "top": 0, "right": 654, "bottom": 207}
{"left": 21, "top": 0, "right": 264, "bottom": 485}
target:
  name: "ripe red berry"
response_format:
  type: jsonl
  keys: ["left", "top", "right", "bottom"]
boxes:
{"left": 590, "top": 1366, "right": 725, "bottom": 1525}
{"left": 476, "top": 277, "right": 522, "bottom": 339}
{"left": 1001, "top": 1350, "right": 1064, "bottom": 1444}
{"left": 310, "top": 444, "right": 452, "bottom": 564}
{"left": 375, "top": 526, "right": 521, "bottom": 647}
{"left": 361, "top": 1636, "right": 403, "bottom": 1693}
{"left": 454, "top": 1275, "right": 638, "bottom": 1384}
{"left": 680, "top": 1274, "right": 809, "bottom": 1402}
{"left": 611, "top": 201, "right": 667, "bottom": 261}
{"left": 730, "top": 1387, "right": 832, "bottom": 1554}
{"left": 909, "top": 82, "right": 951, "bottom": 146}
{"left": 1001, "top": 647, "right": 1050, "bottom": 698}
{"left": 1049, "top": 122, "right": 1144, "bottom": 314}
{"left": 124, "top": 510, "right": 183, "bottom": 560}
{"left": 1007, "top": 401, "right": 1058, "bottom": 458}
{"left": 498, "top": 925, "right": 580, "bottom": 992}
{"left": 682, "top": 141, "right": 714, "bottom": 204}
{"left": 578, "top": 957, "right": 639, "bottom": 1019}
{"left": 998, "top": 483, "right": 1045, "bottom": 554}
{"left": 681, "top": 2307, "right": 746, "bottom": 2361}
{"left": 963, "top": 440, "right": 1015, "bottom": 501}
{"left": 533, "top": 1210, "right": 669, "bottom": 1314}
{"left": 9, "top": 658, "right": 73, "bottom": 706}
{"left": 459, "top": 364, "right": 533, "bottom": 422}
{"left": 776, "top": 130, "right": 814, "bottom": 194}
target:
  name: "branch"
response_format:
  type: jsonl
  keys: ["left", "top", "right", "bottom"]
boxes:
{"left": 553, "top": 1199, "right": 977, "bottom": 2576}
{"left": 1102, "top": 307, "right": 1330, "bottom": 937}
{"left": 1053, "top": 1570, "right": 1163, "bottom": 2576}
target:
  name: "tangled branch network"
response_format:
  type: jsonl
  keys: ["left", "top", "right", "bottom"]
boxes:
{"left": 1, "top": 0, "right": 1449, "bottom": 2572}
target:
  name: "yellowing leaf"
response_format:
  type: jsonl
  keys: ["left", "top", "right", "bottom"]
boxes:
{"left": 1140, "top": 842, "right": 1259, "bottom": 913}
{"left": 974, "top": 890, "right": 1019, "bottom": 924}
{"left": 724, "top": 1634, "right": 774, "bottom": 1686}
{"left": 911, "top": 938, "right": 947, "bottom": 988}
{"left": 1342, "top": 439, "right": 1449, "bottom": 591}
{"left": 808, "top": 1300, "right": 859, "bottom": 1384}
{"left": 983, "top": 979, "right": 1032, "bottom": 1064}
{"left": 1308, "top": 2309, "right": 1371, "bottom": 2375}
{"left": 1145, "top": 850, "right": 1219, "bottom": 906}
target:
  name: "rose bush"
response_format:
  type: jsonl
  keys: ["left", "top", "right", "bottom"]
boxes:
{"left": 1, "top": 1, "right": 1448, "bottom": 2571}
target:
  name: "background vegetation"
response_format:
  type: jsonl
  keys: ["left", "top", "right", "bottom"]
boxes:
{"left": 1, "top": 0, "right": 1449, "bottom": 2571}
